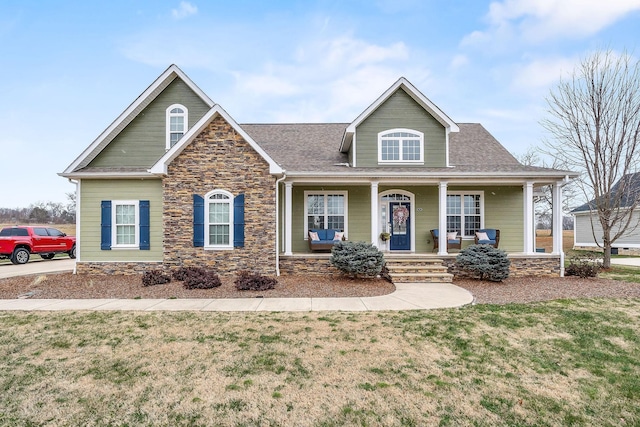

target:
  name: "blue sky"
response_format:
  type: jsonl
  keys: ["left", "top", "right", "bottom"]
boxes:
{"left": 1, "top": 0, "right": 639, "bottom": 208}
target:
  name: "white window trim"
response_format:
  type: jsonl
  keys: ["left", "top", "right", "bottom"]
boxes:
{"left": 377, "top": 128, "right": 424, "bottom": 165}
{"left": 204, "top": 189, "right": 234, "bottom": 250}
{"left": 446, "top": 191, "right": 485, "bottom": 239}
{"left": 303, "top": 191, "right": 348, "bottom": 239}
{"left": 111, "top": 200, "right": 139, "bottom": 249}
{"left": 166, "top": 104, "right": 188, "bottom": 150}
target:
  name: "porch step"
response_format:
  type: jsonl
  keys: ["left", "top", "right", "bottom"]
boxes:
{"left": 385, "top": 258, "right": 453, "bottom": 283}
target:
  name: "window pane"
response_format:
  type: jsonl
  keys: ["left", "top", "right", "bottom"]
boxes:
{"left": 115, "top": 205, "right": 135, "bottom": 225}
{"left": 308, "top": 215, "right": 324, "bottom": 230}
{"left": 402, "top": 139, "right": 421, "bottom": 160}
{"left": 116, "top": 225, "right": 136, "bottom": 245}
{"left": 381, "top": 140, "right": 400, "bottom": 160}
{"left": 327, "top": 195, "right": 344, "bottom": 215}
{"left": 327, "top": 216, "right": 344, "bottom": 230}
{"left": 170, "top": 116, "right": 184, "bottom": 132}
{"left": 209, "top": 225, "right": 229, "bottom": 245}
{"left": 170, "top": 107, "right": 184, "bottom": 114}
{"left": 209, "top": 202, "right": 229, "bottom": 224}
{"left": 307, "top": 195, "right": 324, "bottom": 215}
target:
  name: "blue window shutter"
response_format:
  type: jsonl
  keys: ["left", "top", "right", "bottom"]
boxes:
{"left": 233, "top": 193, "right": 245, "bottom": 247}
{"left": 101, "top": 201, "right": 112, "bottom": 250}
{"left": 139, "top": 200, "right": 150, "bottom": 250}
{"left": 193, "top": 194, "right": 204, "bottom": 247}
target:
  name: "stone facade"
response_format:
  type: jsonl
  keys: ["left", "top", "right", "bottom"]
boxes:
{"left": 279, "top": 255, "right": 342, "bottom": 276}
{"left": 443, "top": 254, "right": 561, "bottom": 278}
{"left": 76, "top": 261, "right": 163, "bottom": 275}
{"left": 162, "top": 115, "right": 277, "bottom": 275}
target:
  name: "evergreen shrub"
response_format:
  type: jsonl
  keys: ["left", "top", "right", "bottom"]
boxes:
{"left": 455, "top": 244, "right": 511, "bottom": 282}
{"left": 330, "top": 241, "right": 385, "bottom": 278}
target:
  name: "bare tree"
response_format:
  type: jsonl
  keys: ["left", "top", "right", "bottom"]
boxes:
{"left": 542, "top": 50, "right": 640, "bottom": 268}
{"left": 514, "top": 146, "right": 578, "bottom": 235}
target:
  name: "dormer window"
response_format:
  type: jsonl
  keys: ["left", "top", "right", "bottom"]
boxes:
{"left": 166, "top": 104, "right": 188, "bottom": 149}
{"left": 378, "top": 129, "right": 424, "bottom": 164}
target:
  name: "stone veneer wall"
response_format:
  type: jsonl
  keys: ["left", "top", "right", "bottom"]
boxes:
{"left": 76, "top": 261, "right": 163, "bottom": 275}
{"left": 279, "top": 256, "right": 342, "bottom": 276}
{"left": 162, "top": 115, "right": 277, "bottom": 275}
{"left": 443, "top": 255, "right": 561, "bottom": 277}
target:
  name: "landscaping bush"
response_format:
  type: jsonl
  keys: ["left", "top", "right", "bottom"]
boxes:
{"left": 455, "top": 244, "right": 511, "bottom": 282}
{"left": 174, "top": 266, "right": 222, "bottom": 289}
{"left": 565, "top": 253, "right": 601, "bottom": 278}
{"left": 330, "top": 241, "right": 385, "bottom": 278}
{"left": 234, "top": 271, "right": 278, "bottom": 291}
{"left": 141, "top": 270, "right": 171, "bottom": 287}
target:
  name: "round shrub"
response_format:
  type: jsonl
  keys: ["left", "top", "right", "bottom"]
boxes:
{"left": 234, "top": 271, "right": 278, "bottom": 291}
{"left": 141, "top": 269, "right": 171, "bottom": 287}
{"left": 173, "top": 266, "right": 222, "bottom": 289}
{"left": 330, "top": 241, "right": 385, "bottom": 278}
{"left": 455, "top": 244, "right": 511, "bottom": 282}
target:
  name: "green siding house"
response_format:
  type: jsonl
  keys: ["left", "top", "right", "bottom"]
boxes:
{"left": 61, "top": 65, "right": 577, "bottom": 279}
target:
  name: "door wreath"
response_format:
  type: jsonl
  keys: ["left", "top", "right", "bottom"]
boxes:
{"left": 393, "top": 206, "right": 409, "bottom": 226}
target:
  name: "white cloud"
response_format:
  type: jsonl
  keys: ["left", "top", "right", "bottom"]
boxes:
{"left": 449, "top": 54, "right": 469, "bottom": 70}
{"left": 511, "top": 56, "right": 577, "bottom": 92}
{"left": 463, "top": 0, "right": 640, "bottom": 47}
{"left": 172, "top": 1, "right": 198, "bottom": 20}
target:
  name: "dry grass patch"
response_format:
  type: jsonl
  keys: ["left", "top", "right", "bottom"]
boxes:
{"left": 1, "top": 300, "right": 639, "bottom": 426}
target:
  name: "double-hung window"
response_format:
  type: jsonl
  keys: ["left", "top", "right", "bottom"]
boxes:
{"left": 378, "top": 129, "right": 424, "bottom": 164}
{"left": 205, "top": 190, "right": 233, "bottom": 249}
{"left": 166, "top": 104, "right": 188, "bottom": 149}
{"left": 304, "top": 192, "right": 347, "bottom": 237}
{"left": 112, "top": 200, "right": 139, "bottom": 248}
{"left": 446, "top": 193, "right": 483, "bottom": 238}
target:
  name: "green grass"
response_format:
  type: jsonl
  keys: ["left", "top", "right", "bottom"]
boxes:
{"left": 0, "top": 299, "right": 639, "bottom": 426}
{"left": 600, "top": 265, "right": 640, "bottom": 283}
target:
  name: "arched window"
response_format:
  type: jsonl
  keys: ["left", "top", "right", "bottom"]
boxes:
{"left": 378, "top": 129, "right": 424, "bottom": 164}
{"left": 166, "top": 104, "right": 188, "bottom": 149}
{"left": 204, "top": 190, "right": 233, "bottom": 248}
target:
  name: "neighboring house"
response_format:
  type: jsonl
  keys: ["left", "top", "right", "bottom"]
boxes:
{"left": 572, "top": 172, "right": 640, "bottom": 255}
{"left": 61, "top": 65, "right": 578, "bottom": 278}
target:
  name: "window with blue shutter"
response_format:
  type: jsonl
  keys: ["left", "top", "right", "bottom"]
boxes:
{"left": 193, "top": 194, "right": 205, "bottom": 247}
{"left": 101, "top": 201, "right": 112, "bottom": 250}
{"left": 233, "top": 193, "right": 245, "bottom": 247}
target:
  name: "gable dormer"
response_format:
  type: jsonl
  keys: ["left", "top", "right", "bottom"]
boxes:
{"left": 340, "top": 78, "right": 459, "bottom": 168}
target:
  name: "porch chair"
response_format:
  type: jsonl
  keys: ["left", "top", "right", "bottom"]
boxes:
{"left": 430, "top": 229, "right": 462, "bottom": 251}
{"left": 474, "top": 229, "right": 500, "bottom": 248}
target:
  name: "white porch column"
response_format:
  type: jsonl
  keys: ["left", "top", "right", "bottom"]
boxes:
{"left": 284, "top": 182, "right": 293, "bottom": 256}
{"left": 438, "top": 181, "right": 448, "bottom": 255}
{"left": 370, "top": 181, "right": 379, "bottom": 247}
{"left": 551, "top": 180, "right": 563, "bottom": 255}
{"left": 523, "top": 181, "right": 535, "bottom": 254}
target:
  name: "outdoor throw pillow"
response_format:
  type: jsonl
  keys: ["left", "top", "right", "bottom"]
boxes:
{"left": 476, "top": 231, "right": 490, "bottom": 241}
{"left": 447, "top": 232, "right": 458, "bottom": 240}
{"left": 309, "top": 231, "right": 320, "bottom": 241}
{"left": 333, "top": 232, "right": 344, "bottom": 241}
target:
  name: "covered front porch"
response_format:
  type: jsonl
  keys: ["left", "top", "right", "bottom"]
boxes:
{"left": 279, "top": 179, "right": 568, "bottom": 276}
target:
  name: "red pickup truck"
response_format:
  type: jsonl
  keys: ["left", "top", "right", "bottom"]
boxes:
{"left": 0, "top": 226, "right": 76, "bottom": 264}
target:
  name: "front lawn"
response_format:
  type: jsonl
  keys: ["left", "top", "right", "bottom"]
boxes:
{"left": 1, "top": 299, "right": 638, "bottom": 426}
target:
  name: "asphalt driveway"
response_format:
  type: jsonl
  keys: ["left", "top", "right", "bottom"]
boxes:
{"left": 0, "top": 258, "right": 75, "bottom": 279}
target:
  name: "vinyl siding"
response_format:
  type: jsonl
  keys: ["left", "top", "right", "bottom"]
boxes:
{"left": 574, "top": 210, "right": 640, "bottom": 247}
{"left": 79, "top": 179, "right": 163, "bottom": 261}
{"left": 88, "top": 79, "right": 210, "bottom": 168}
{"left": 355, "top": 88, "right": 446, "bottom": 167}
{"left": 291, "top": 185, "right": 370, "bottom": 253}
{"left": 288, "top": 184, "right": 524, "bottom": 253}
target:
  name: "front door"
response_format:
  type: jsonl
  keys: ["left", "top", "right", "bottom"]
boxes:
{"left": 389, "top": 202, "right": 411, "bottom": 250}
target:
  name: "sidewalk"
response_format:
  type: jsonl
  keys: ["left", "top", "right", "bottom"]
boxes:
{"left": 0, "top": 282, "right": 474, "bottom": 312}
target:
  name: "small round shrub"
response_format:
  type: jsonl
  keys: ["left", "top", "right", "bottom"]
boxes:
{"left": 174, "top": 266, "right": 222, "bottom": 289}
{"left": 234, "top": 271, "right": 278, "bottom": 291}
{"left": 142, "top": 269, "right": 171, "bottom": 287}
{"left": 565, "top": 254, "right": 601, "bottom": 278}
{"left": 330, "top": 241, "right": 385, "bottom": 278}
{"left": 455, "top": 244, "right": 511, "bottom": 282}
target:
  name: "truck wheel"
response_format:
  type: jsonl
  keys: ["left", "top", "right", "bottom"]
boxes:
{"left": 69, "top": 245, "right": 76, "bottom": 259}
{"left": 11, "top": 248, "right": 30, "bottom": 264}
{"left": 40, "top": 253, "right": 55, "bottom": 260}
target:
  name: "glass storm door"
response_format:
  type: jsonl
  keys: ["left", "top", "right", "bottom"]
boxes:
{"left": 389, "top": 202, "right": 411, "bottom": 250}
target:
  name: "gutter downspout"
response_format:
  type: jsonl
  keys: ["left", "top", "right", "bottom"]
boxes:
{"left": 274, "top": 172, "right": 287, "bottom": 276}
{"left": 68, "top": 178, "right": 79, "bottom": 275}
{"left": 558, "top": 174, "right": 571, "bottom": 277}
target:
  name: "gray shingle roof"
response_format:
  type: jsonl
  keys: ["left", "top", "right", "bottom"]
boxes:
{"left": 572, "top": 172, "right": 640, "bottom": 213}
{"left": 242, "top": 122, "right": 570, "bottom": 177}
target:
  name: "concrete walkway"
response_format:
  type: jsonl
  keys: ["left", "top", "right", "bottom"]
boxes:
{"left": 0, "top": 282, "right": 474, "bottom": 312}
